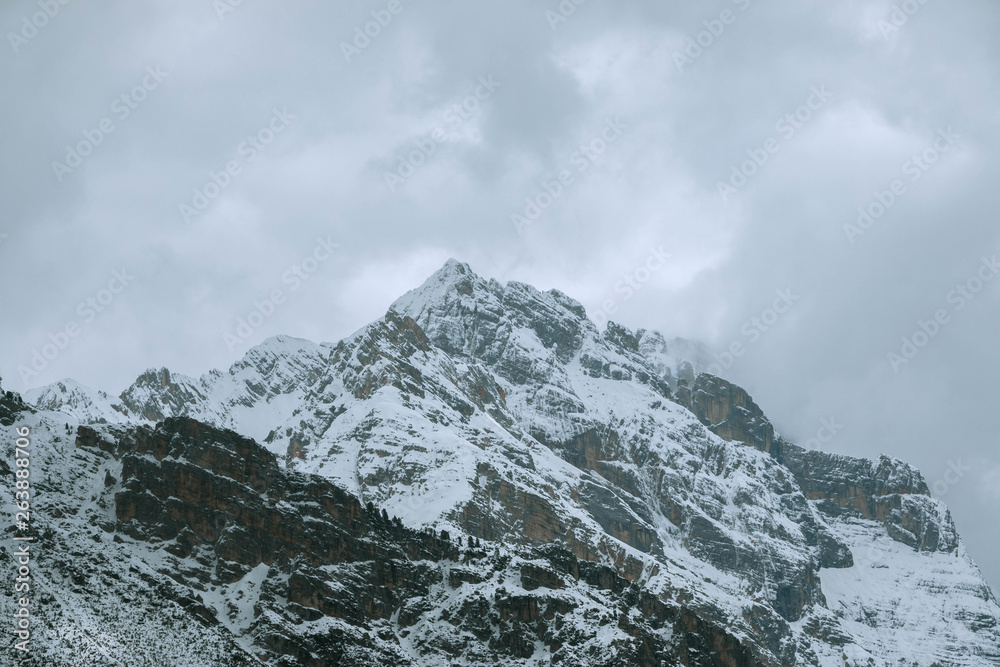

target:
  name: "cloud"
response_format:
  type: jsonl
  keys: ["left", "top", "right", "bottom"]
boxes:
{"left": 1, "top": 0, "right": 998, "bottom": 594}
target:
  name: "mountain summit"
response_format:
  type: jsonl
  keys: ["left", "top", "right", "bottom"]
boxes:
{"left": 5, "top": 260, "right": 999, "bottom": 666}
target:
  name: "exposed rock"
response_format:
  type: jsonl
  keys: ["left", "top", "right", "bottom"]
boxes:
{"left": 680, "top": 374, "right": 775, "bottom": 454}
{"left": 72, "top": 416, "right": 764, "bottom": 665}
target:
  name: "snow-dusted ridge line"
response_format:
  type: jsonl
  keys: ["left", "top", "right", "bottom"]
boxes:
{"left": 9, "top": 258, "right": 1000, "bottom": 666}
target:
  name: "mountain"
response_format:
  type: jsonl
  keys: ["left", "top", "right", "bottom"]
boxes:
{"left": 23, "top": 378, "right": 133, "bottom": 425}
{"left": 3, "top": 259, "right": 998, "bottom": 666}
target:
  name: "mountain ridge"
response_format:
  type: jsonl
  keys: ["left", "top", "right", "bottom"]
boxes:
{"left": 4, "top": 259, "right": 998, "bottom": 666}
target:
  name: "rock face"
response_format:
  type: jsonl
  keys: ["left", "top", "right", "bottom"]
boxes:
{"left": 675, "top": 374, "right": 950, "bottom": 561}
{"left": 106, "top": 418, "right": 457, "bottom": 575}
{"left": 6, "top": 260, "right": 1000, "bottom": 666}
{"left": 677, "top": 374, "right": 775, "bottom": 454}
{"left": 1, "top": 375, "right": 32, "bottom": 427}
{"left": 21, "top": 413, "right": 762, "bottom": 666}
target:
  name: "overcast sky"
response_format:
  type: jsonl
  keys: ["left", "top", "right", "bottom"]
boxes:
{"left": 1, "top": 0, "right": 998, "bottom": 594}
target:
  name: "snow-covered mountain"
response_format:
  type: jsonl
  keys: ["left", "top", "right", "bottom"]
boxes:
{"left": 23, "top": 378, "right": 133, "bottom": 425}
{"left": 3, "top": 259, "right": 998, "bottom": 666}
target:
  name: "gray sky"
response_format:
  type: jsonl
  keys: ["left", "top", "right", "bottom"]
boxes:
{"left": 2, "top": 0, "right": 998, "bottom": 594}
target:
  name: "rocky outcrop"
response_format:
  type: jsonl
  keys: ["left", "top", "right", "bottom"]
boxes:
{"left": 119, "top": 367, "right": 209, "bottom": 421}
{"left": 87, "top": 419, "right": 457, "bottom": 578}
{"left": 676, "top": 374, "right": 775, "bottom": 454}
{"left": 775, "top": 439, "right": 930, "bottom": 500}
{"left": 0, "top": 375, "right": 33, "bottom": 427}
{"left": 680, "top": 373, "right": 952, "bottom": 556}
{"left": 775, "top": 439, "right": 956, "bottom": 553}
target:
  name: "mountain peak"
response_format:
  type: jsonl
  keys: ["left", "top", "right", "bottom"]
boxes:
{"left": 241, "top": 334, "right": 322, "bottom": 361}
{"left": 390, "top": 258, "right": 493, "bottom": 319}
{"left": 438, "top": 257, "right": 474, "bottom": 276}
{"left": 24, "top": 377, "right": 132, "bottom": 423}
